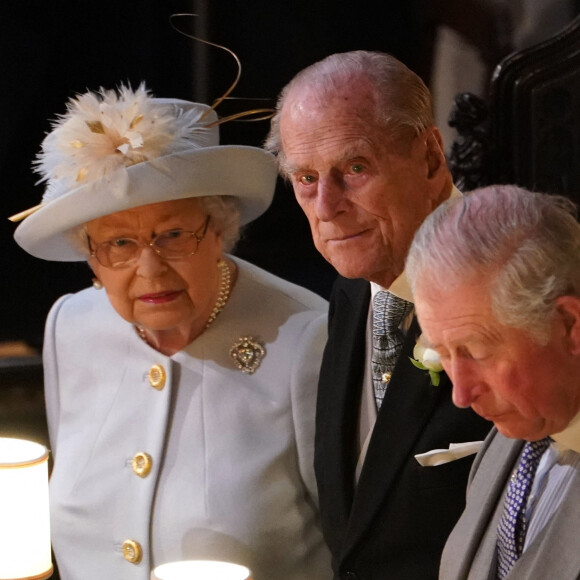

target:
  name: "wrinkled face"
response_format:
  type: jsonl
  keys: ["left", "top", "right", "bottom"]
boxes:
{"left": 414, "top": 276, "right": 580, "bottom": 440}
{"left": 87, "top": 198, "right": 223, "bottom": 336}
{"left": 279, "top": 84, "right": 449, "bottom": 287}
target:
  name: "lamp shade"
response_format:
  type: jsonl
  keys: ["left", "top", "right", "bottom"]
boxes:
{"left": 151, "top": 560, "right": 251, "bottom": 580}
{"left": 0, "top": 437, "right": 52, "bottom": 580}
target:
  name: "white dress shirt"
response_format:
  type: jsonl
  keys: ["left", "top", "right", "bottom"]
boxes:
{"left": 523, "top": 413, "right": 580, "bottom": 551}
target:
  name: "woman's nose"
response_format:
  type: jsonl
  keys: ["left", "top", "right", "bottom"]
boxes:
{"left": 135, "top": 246, "right": 168, "bottom": 277}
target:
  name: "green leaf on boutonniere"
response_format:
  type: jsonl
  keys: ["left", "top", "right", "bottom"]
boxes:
{"left": 409, "top": 356, "right": 441, "bottom": 386}
{"left": 429, "top": 370, "right": 441, "bottom": 386}
{"left": 409, "top": 357, "right": 427, "bottom": 371}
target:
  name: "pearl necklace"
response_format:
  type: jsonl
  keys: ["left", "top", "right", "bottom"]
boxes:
{"left": 205, "top": 258, "right": 232, "bottom": 329}
{"left": 135, "top": 258, "right": 232, "bottom": 344}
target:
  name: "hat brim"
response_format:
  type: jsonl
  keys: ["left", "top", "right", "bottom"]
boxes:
{"left": 15, "top": 145, "right": 277, "bottom": 261}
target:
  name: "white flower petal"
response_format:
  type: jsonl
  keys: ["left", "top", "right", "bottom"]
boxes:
{"left": 413, "top": 342, "right": 426, "bottom": 361}
{"left": 422, "top": 348, "right": 443, "bottom": 372}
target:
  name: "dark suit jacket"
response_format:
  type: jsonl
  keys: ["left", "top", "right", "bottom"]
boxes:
{"left": 315, "top": 276, "right": 492, "bottom": 580}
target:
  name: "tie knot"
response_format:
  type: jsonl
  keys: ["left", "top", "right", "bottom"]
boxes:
{"left": 372, "top": 290, "right": 414, "bottom": 337}
{"left": 521, "top": 437, "right": 551, "bottom": 467}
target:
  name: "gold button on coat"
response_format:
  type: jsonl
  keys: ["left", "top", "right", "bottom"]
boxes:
{"left": 132, "top": 452, "right": 153, "bottom": 478}
{"left": 122, "top": 539, "right": 143, "bottom": 564}
{"left": 148, "top": 364, "right": 166, "bottom": 390}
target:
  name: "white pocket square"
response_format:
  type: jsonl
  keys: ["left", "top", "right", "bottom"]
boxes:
{"left": 414, "top": 441, "right": 484, "bottom": 467}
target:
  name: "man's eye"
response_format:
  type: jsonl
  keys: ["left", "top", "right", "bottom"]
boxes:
{"left": 458, "top": 345, "right": 490, "bottom": 361}
{"left": 350, "top": 163, "right": 365, "bottom": 174}
{"left": 457, "top": 346, "right": 475, "bottom": 360}
{"left": 299, "top": 174, "right": 316, "bottom": 185}
{"left": 470, "top": 349, "right": 492, "bottom": 362}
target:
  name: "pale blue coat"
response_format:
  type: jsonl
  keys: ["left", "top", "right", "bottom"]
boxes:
{"left": 44, "top": 257, "right": 332, "bottom": 580}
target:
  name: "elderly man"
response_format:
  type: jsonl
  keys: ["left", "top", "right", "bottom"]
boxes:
{"left": 407, "top": 184, "right": 580, "bottom": 579}
{"left": 266, "top": 51, "right": 491, "bottom": 580}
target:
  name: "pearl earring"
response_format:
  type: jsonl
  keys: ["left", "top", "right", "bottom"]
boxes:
{"left": 92, "top": 278, "right": 103, "bottom": 290}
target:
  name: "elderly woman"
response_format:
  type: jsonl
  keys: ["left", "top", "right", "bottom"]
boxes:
{"left": 12, "top": 85, "right": 331, "bottom": 579}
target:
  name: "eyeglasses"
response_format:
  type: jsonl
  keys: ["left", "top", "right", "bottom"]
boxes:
{"left": 88, "top": 215, "right": 210, "bottom": 269}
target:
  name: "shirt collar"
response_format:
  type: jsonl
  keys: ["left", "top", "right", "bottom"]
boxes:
{"left": 370, "top": 185, "right": 463, "bottom": 303}
{"left": 371, "top": 272, "right": 414, "bottom": 303}
{"left": 552, "top": 411, "right": 580, "bottom": 454}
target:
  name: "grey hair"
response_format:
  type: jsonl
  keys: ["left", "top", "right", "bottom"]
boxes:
{"left": 197, "top": 195, "right": 241, "bottom": 252}
{"left": 265, "top": 50, "right": 434, "bottom": 172}
{"left": 406, "top": 185, "right": 580, "bottom": 343}
{"left": 70, "top": 195, "right": 242, "bottom": 259}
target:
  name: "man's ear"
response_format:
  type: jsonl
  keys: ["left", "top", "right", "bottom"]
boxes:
{"left": 424, "top": 127, "right": 446, "bottom": 179}
{"left": 555, "top": 295, "right": 580, "bottom": 354}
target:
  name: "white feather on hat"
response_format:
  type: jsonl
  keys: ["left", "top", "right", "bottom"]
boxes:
{"left": 36, "top": 84, "right": 216, "bottom": 202}
{"left": 13, "top": 84, "right": 277, "bottom": 262}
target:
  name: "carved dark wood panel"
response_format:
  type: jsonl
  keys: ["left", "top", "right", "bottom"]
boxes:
{"left": 448, "top": 92, "right": 491, "bottom": 191}
{"left": 449, "top": 13, "right": 580, "bottom": 205}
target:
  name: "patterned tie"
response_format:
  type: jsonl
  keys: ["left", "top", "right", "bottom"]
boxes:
{"left": 496, "top": 437, "right": 551, "bottom": 579}
{"left": 371, "top": 290, "right": 414, "bottom": 410}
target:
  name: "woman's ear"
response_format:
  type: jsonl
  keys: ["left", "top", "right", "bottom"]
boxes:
{"left": 87, "top": 256, "right": 105, "bottom": 289}
{"left": 87, "top": 256, "right": 99, "bottom": 278}
{"left": 555, "top": 295, "right": 580, "bottom": 354}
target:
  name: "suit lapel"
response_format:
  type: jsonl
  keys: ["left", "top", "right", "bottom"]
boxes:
{"left": 344, "top": 317, "right": 445, "bottom": 550}
{"left": 315, "top": 278, "right": 370, "bottom": 535}
{"left": 451, "top": 433, "right": 523, "bottom": 579}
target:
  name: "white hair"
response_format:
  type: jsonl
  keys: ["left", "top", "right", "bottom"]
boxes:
{"left": 264, "top": 50, "right": 434, "bottom": 174}
{"left": 406, "top": 185, "right": 580, "bottom": 343}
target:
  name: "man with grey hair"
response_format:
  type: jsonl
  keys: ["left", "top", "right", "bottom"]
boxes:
{"left": 407, "top": 184, "right": 580, "bottom": 579}
{"left": 266, "top": 51, "right": 491, "bottom": 579}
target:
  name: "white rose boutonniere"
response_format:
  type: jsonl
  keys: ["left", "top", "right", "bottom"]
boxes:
{"left": 410, "top": 335, "right": 443, "bottom": 386}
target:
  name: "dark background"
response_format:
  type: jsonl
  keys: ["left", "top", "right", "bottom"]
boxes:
{"left": 3, "top": 1, "right": 579, "bottom": 348}
{"left": 9, "top": 1, "right": 579, "bottom": 348}
{"left": 0, "top": 0, "right": 452, "bottom": 348}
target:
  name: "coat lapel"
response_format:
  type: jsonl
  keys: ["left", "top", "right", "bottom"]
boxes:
{"left": 449, "top": 433, "right": 522, "bottom": 579}
{"left": 315, "top": 278, "right": 370, "bottom": 537}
